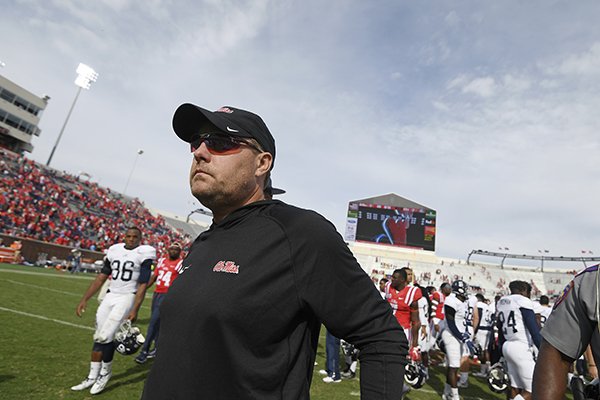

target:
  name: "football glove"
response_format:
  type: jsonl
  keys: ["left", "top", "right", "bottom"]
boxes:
{"left": 465, "top": 340, "right": 476, "bottom": 357}
{"left": 409, "top": 346, "right": 421, "bottom": 362}
{"left": 460, "top": 331, "right": 471, "bottom": 342}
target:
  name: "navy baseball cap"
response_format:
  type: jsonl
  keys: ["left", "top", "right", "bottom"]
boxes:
{"left": 172, "top": 103, "right": 276, "bottom": 167}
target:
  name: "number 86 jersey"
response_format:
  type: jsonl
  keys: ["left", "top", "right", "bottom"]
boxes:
{"left": 102, "top": 243, "right": 157, "bottom": 294}
{"left": 496, "top": 294, "right": 535, "bottom": 345}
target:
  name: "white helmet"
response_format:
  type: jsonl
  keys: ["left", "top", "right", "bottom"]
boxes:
{"left": 114, "top": 320, "right": 145, "bottom": 355}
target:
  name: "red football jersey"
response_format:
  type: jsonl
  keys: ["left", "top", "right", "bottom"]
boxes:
{"left": 385, "top": 282, "right": 423, "bottom": 329}
{"left": 153, "top": 256, "right": 183, "bottom": 294}
{"left": 430, "top": 290, "right": 446, "bottom": 320}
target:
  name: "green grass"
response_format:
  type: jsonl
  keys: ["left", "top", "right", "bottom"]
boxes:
{"left": 0, "top": 263, "right": 565, "bottom": 399}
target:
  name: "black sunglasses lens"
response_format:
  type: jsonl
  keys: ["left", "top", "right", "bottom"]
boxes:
{"left": 190, "top": 135, "right": 242, "bottom": 153}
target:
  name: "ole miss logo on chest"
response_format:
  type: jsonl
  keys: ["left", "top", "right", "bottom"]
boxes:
{"left": 212, "top": 260, "right": 240, "bottom": 274}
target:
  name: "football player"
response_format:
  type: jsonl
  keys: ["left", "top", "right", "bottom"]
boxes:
{"left": 496, "top": 280, "right": 541, "bottom": 400}
{"left": 458, "top": 290, "right": 479, "bottom": 387}
{"left": 535, "top": 295, "right": 552, "bottom": 328}
{"left": 441, "top": 280, "right": 476, "bottom": 400}
{"left": 135, "top": 242, "right": 184, "bottom": 364}
{"left": 431, "top": 283, "right": 451, "bottom": 339}
{"left": 71, "top": 227, "right": 156, "bottom": 394}
{"left": 417, "top": 285, "right": 432, "bottom": 379}
{"left": 473, "top": 294, "right": 493, "bottom": 378}
{"left": 385, "top": 268, "right": 422, "bottom": 362}
{"left": 533, "top": 265, "right": 600, "bottom": 399}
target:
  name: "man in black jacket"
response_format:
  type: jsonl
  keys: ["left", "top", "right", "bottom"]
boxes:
{"left": 141, "top": 103, "right": 408, "bottom": 400}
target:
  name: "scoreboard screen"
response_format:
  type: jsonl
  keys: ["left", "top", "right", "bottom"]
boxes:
{"left": 345, "top": 203, "right": 436, "bottom": 251}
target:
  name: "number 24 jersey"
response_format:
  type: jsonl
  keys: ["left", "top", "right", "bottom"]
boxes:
{"left": 153, "top": 256, "right": 183, "bottom": 294}
{"left": 496, "top": 294, "right": 535, "bottom": 345}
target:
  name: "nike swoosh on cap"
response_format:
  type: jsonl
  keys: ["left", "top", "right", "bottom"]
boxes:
{"left": 226, "top": 126, "right": 239, "bottom": 132}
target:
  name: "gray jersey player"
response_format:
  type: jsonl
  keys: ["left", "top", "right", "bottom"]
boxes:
{"left": 532, "top": 265, "right": 600, "bottom": 400}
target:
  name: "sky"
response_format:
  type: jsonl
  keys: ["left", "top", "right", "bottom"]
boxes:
{"left": 1, "top": 0, "right": 600, "bottom": 263}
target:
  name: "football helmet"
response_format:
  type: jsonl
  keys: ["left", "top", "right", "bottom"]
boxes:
{"left": 114, "top": 320, "right": 145, "bottom": 355}
{"left": 340, "top": 340, "right": 359, "bottom": 358}
{"left": 404, "top": 361, "right": 427, "bottom": 389}
{"left": 487, "top": 360, "right": 510, "bottom": 393}
{"left": 451, "top": 280, "right": 469, "bottom": 296}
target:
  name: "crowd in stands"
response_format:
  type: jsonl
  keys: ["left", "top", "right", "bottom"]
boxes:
{"left": 0, "top": 150, "right": 191, "bottom": 254}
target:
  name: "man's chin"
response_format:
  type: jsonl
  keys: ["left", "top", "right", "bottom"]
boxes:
{"left": 191, "top": 190, "right": 217, "bottom": 209}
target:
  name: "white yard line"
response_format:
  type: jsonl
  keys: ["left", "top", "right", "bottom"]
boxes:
{"left": 4, "top": 279, "right": 82, "bottom": 297}
{"left": 0, "top": 267, "right": 95, "bottom": 280}
{"left": 0, "top": 272, "right": 153, "bottom": 306}
{"left": 0, "top": 306, "right": 95, "bottom": 330}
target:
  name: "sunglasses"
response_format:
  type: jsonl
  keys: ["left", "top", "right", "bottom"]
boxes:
{"left": 190, "top": 133, "right": 263, "bottom": 155}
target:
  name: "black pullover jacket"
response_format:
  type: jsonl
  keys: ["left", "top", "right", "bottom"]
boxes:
{"left": 142, "top": 200, "right": 407, "bottom": 399}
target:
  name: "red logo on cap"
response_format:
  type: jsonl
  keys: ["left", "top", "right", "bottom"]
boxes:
{"left": 216, "top": 107, "right": 233, "bottom": 114}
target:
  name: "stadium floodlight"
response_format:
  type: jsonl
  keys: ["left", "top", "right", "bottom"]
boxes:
{"left": 187, "top": 207, "right": 213, "bottom": 223}
{"left": 123, "top": 149, "right": 144, "bottom": 195}
{"left": 46, "top": 63, "right": 99, "bottom": 166}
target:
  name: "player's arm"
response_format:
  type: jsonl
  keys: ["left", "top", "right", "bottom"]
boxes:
{"left": 75, "top": 259, "right": 110, "bottom": 317}
{"left": 127, "top": 259, "right": 154, "bottom": 322}
{"left": 520, "top": 307, "right": 542, "bottom": 349}
{"left": 471, "top": 303, "right": 480, "bottom": 337}
{"left": 475, "top": 306, "right": 483, "bottom": 332}
{"left": 410, "top": 301, "right": 421, "bottom": 347}
{"left": 146, "top": 271, "right": 158, "bottom": 290}
{"left": 444, "top": 305, "right": 465, "bottom": 341}
{"left": 584, "top": 345, "right": 598, "bottom": 379}
{"left": 431, "top": 296, "right": 440, "bottom": 331}
{"left": 532, "top": 339, "right": 573, "bottom": 400}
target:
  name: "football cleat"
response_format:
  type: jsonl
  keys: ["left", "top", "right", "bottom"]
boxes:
{"left": 114, "top": 320, "right": 145, "bottom": 356}
{"left": 71, "top": 377, "right": 96, "bottom": 391}
{"left": 90, "top": 372, "right": 112, "bottom": 395}
{"left": 341, "top": 370, "right": 356, "bottom": 379}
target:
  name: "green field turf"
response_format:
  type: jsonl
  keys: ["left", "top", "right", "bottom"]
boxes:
{"left": 0, "top": 263, "right": 570, "bottom": 399}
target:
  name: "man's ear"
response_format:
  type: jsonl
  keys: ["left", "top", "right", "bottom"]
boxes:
{"left": 255, "top": 152, "right": 273, "bottom": 177}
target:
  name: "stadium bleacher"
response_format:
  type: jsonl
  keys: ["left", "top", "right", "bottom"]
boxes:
{"left": 0, "top": 149, "right": 204, "bottom": 255}
{"left": 349, "top": 241, "right": 580, "bottom": 299}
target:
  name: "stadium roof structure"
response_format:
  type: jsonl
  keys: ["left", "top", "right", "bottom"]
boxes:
{"left": 350, "top": 193, "right": 433, "bottom": 210}
{"left": 148, "top": 207, "right": 210, "bottom": 238}
{"left": 467, "top": 249, "right": 600, "bottom": 271}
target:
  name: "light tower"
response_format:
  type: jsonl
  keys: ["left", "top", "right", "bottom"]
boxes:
{"left": 46, "top": 63, "right": 98, "bottom": 166}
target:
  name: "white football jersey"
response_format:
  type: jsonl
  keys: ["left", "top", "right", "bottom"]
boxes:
{"left": 496, "top": 294, "right": 535, "bottom": 345}
{"left": 478, "top": 301, "right": 493, "bottom": 329}
{"left": 539, "top": 306, "right": 552, "bottom": 328}
{"left": 466, "top": 294, "right": 478, "bottom": 327}
{"left": 104, "top": 243, "right": 156, "bottom": 294}
{"left": 443, "top": 293, "right": 468, "bottom": 334}
{"left": 418, "top": 296, "right": 429, "bottom": 326}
